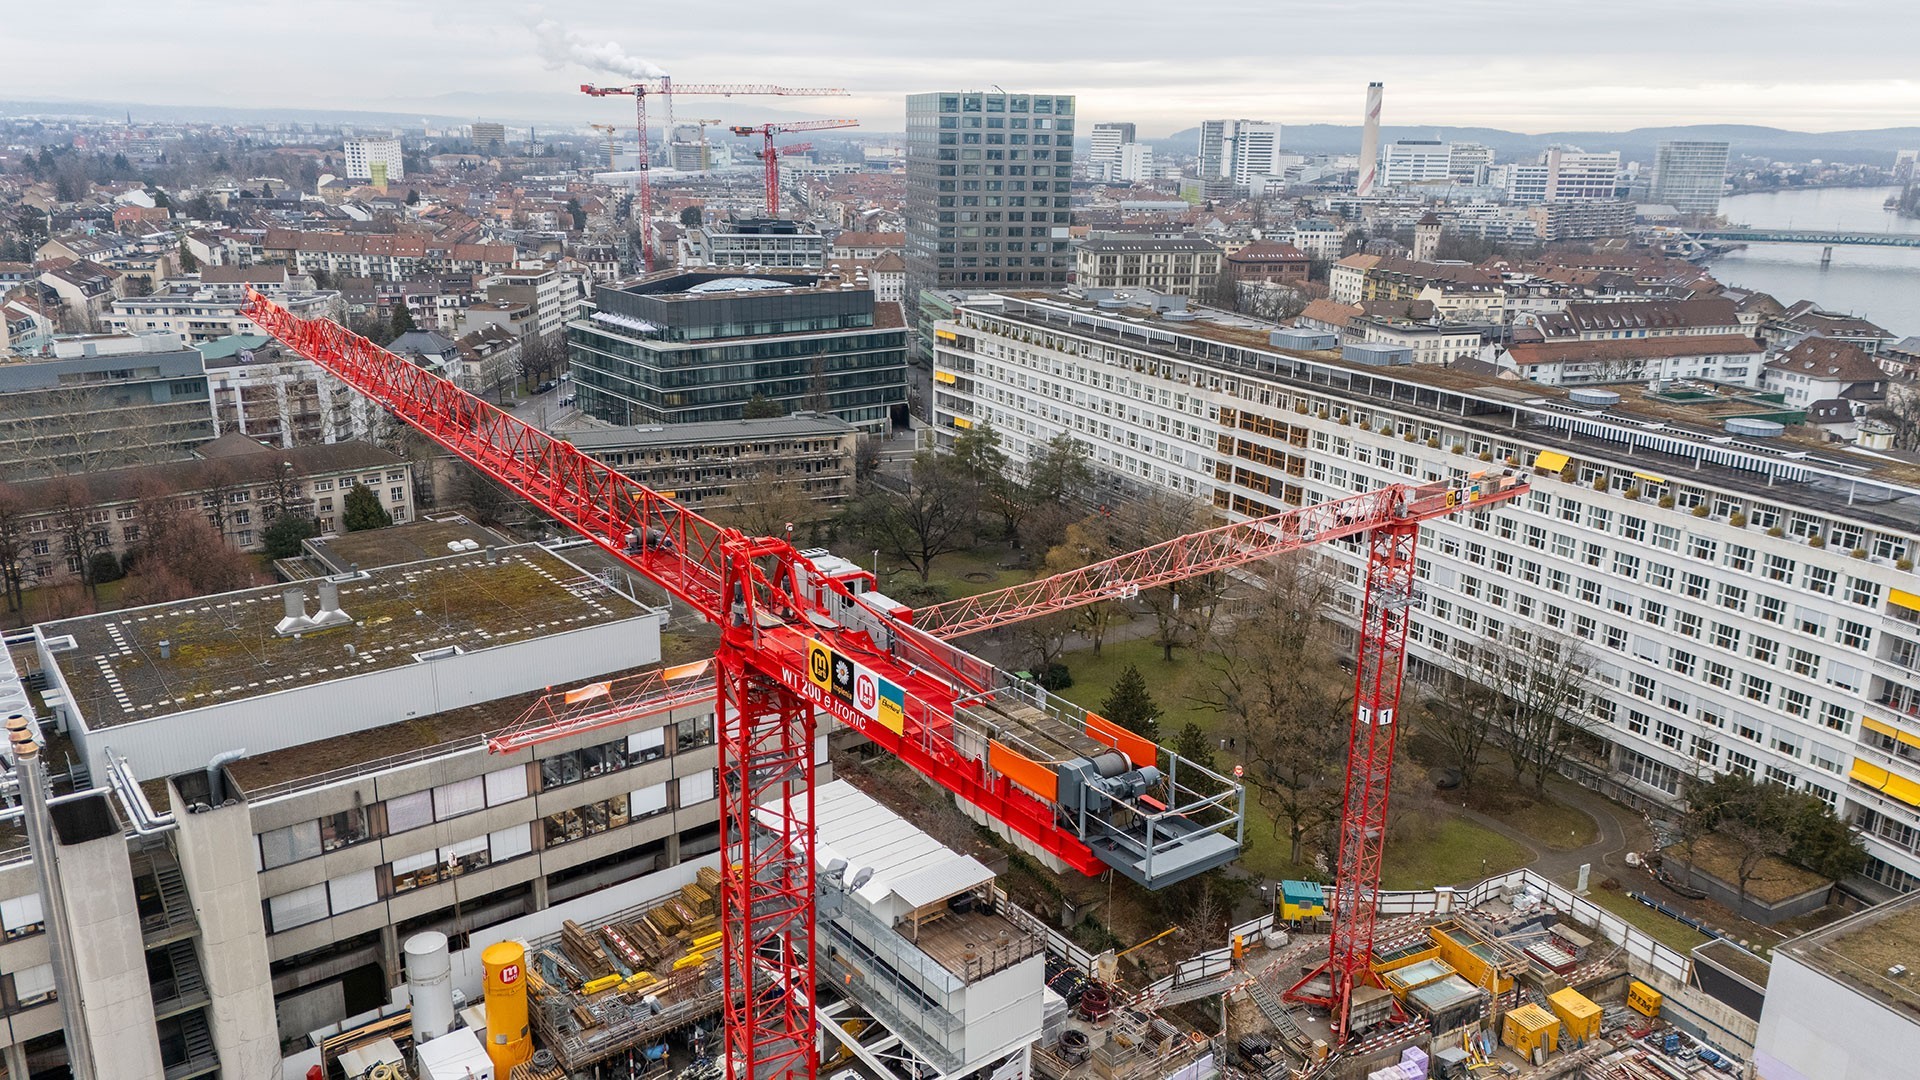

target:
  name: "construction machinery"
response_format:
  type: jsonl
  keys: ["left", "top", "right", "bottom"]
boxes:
{"left": 579, "top": 82, "right": 848, "bottom": 271}
{"left": 237, "top": 288, "right": 1526, "bottom": 1074}
{"left": 728, "top": 120, "right": 859, "bottom": 217}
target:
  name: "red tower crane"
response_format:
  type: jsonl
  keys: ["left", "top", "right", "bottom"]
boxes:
{"left": 580, "top": 82, "right": 849, "bottom": 271}
{"left": 237, "top": 289, "right": 1526, "bottom": 1067}
{"left": 728, "top": 119, "right": 860, "bottom": 217}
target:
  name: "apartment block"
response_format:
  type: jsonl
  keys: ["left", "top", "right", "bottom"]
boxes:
{"left": 933, "top": 292, "right": 1920, "bottom": 898}
{"left": 5, "top": 432, "right": 412, "bottom": 585}
{"left": 343, "top": 137, "right": 404, "bottom": 182}
{"left": 0, "top": 333, "right": 216, "bottom": 479}
{"left": 1073, "top": 237, "right": 1225, "bottom": 297}
{"left": 563, "top": 412, "right": 859, "bottom": 514}
{"left": 1650, "top": 141, "right": 1732, "bottom": 217}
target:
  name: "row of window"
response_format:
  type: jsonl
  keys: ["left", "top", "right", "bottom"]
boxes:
{"left": 264, "top": 772, "right": 717, "bottom": 934}
{"left": 257, "top": 718, "right": 710, "bottom": 871}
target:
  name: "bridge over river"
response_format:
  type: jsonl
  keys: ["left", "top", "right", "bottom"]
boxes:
{"left": 1693, "top": 227, "right": 1920, "bottom": 264}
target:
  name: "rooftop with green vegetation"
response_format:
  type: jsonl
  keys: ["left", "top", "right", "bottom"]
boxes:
{"left": 1781, "top": 888, "right": 1920, "bottom": 1018}
{"left": 44, "top": 545, "right": 650, "bottom": 729}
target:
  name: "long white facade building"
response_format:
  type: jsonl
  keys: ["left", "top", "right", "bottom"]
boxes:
{"left": 932, "top": 292, "right": 1920, "bottom": 899}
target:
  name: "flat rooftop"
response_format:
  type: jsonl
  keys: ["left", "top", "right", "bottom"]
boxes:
{"left": 304, "top": 516, "right": 515, "bottom": 573}
{"left": 564, "top": 412, "right": 856, "bottom": 452}
{"left": 44, "top": 545, "right": 647, "bottom": 729}
{"left": 1781, "top": 888, "right": 1920, "bottom": 1019}
{"left": 226, "top": 661, "right": 663, "bottom": 796}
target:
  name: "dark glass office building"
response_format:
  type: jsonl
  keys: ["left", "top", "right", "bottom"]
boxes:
{"left": 567, "top": 271, "right": 908, "bottom": 433}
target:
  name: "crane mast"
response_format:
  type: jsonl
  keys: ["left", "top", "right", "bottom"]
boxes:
{"left": 239, "top": 289, "right": 1524, "bottom": 1060}
{"left": 728, "top": 119, "right": 860, "bottom": 217}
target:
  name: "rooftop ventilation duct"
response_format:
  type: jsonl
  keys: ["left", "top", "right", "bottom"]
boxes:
{"left": 309, "top": 579, "right": 352, "bottom": 631}
{"left": 274, "top": 588, "right": 314, "bottom": 635}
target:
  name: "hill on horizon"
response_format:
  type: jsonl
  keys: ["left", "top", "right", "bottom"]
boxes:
{"left": 1151, "top": 123, "right": 1920, "bottom": 165}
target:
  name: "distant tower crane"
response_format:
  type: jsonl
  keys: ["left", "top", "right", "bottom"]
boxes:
{"left": 588, "top": 123, "right": 622, "bottom": 170}
{"left": 686, "top": 118, "right": 724, "bottom": 171}
{"left": 579, "top": 81, "right": 848, "bottom": 271}
{"left": 729, "top": 119, "right": 859, "bottom": 217}
{"left": 239, "top": 286, "right": 1527, "bottom": 1074}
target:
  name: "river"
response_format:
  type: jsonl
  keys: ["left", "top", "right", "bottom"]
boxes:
{"left": 1704, "top": 186, "right": 1920, "bottom": 340}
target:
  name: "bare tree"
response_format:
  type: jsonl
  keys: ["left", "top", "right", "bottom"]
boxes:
{"left": 1106, "top": 492, "right": 1223, "bottom": 660}
{"left": 840, "top": 452, "right": 978, "bottom": 582}
{"left": 1866, "top": 382, "right": 1920, "bottom": 451}
{"left": 0, "top": 482, "right": 27, "bottom": 614}
{"left": 47, "top": 477, "right": 106, "bottom": 599}
{"left": 1042, "top": 515, "right": 1125, "bottom": 655}
{"left": 1419, "top": 662, "right": 1502, "bottom": 789}
{"left": 1486, "top": 630, "right": 1593, "bottom": 792}
{"left": 1202, "top": 556, "right": 1349, "bottom": 863}
{"left": 709, "top": 460, "right": 817, "bottom": 540}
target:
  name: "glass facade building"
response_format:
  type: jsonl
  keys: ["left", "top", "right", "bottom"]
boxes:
{"left": 904, "top": 91, "right": 1077, "bottom": 353}
{"left": 567, "top": 272, "right": 908, "bottom": 433}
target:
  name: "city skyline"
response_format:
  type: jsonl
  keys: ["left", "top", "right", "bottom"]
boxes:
{"left": 3, "top": 2, "right": 1917, "bottom": 135}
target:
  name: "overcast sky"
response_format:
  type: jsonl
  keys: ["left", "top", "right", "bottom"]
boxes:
{"left": 6, "top": 1, "right": 1918, "bottom": 134}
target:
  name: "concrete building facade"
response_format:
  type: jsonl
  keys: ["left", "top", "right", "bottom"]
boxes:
{"left": 563, "top": 412, "right": 859, "bottom": 516}
{"left": 0, "top": 334, "right": 216, "bottom": 479}
{"left": 0, "top": 540, "right": 804, "bottom": 1077}
{"left": 343, "top": 137, "right": 404, "bottom": 183}
{"left": 933, "top": 292, "right": 1920, "bottom": 899}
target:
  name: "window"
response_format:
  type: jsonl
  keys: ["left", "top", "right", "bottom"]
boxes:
{"left": 1676, "top": 611, "right": 1703, "bottom": 639}
{"left": 1641, "top": 599, "right": 1668, "bottom": 626}
{"left": 11, "top": 963, "right": 54, "bottom": 1006}
{"left": 1619, "top": 516, "right": 1645, "bottom": 542}
{"left": 1803, "top": 566, "right": 1837, "bottom": 596}
{"left": 1688, "top": 535, "right": 1718, "bottom": 562}
{"left": 1780, "top": 688, "right": 1813, "bottom": 719}
{"left": 679, "top": 770, "right": 717, "bottom": 807}
{"left": 1703, "top": 661, "right": 1733, "bottom": 690}
{"left": 490, "top": 823, "right": 534, "bottom": 863}
{"left": 1651, "top": 524, "right": 1680, "bottom": 551}
{"left": 385, "top": 790, "right": 433, "bottom": 833}
{"left": 542, "top": 794, "right": 630, "bottom": 848}
{"left": 1756, "top": 594, "right": 1786, "bottom": 625}
{"left": 1847, "top": 576, "right": 1883, "bottom": 607}
{"left": 1742, "top": 673, "right": 1773, "bottom": 704}
{"left": 1, "top": 893, "right": 46, "bottom": 940}
{"left": 1787, "top": 647, "right": 1820, "bottom": 678}
{"left": 1631, "top": 673, "right": 1657, "bottom": 700}
{"left": 1667, "top": 648, "right": 1696, "bottom": 677}
{"left": 539, "top": 738, "right": 634, "bottom": 788}
{"left": 1613, "top": 552, "right": 1641, "bottom": 579}
{"left": 1764, "top": 553, "right": 1795, "bottom": 582}
{"left": 329, "top": 869, "right": 379, "bottom": 914}
{"left": 432, "top": 776, "right": 486, "bottom": 820}
{"left": 267, "top": 883, "right": 330, "bottom": 932}
{"left": 1717, "top": 583, "right": 1747, "bottom": 612}
{"left": 1724, "top": 544, "right": 1754, "bottom": 572}
{"left": 322, "top": 808, "right": 370, "bottom": 852}
{"left": 1647, "top": 563, "right": 1675, "bottom": 591}
{"left": 1748, "top": 636, "right": 1779, "bottom": 665}
{"left": 1837, "top": 619, "right": 1873, "bottom": 651}
{"left": 260, "top": 820, "right": 322, "bottom": 869}
{"left": 484, "top": 766, "right": 529, "bottom": 806}
{"left": 1711, "top": 622, "right": 1741, "bottom": 651}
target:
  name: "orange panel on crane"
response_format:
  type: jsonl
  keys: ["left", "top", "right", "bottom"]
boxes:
{"left": 990, "top": 741, "right": 1058, "bottom": 802}
{"left": 1084, "top": 712, "right": 1158, "bottom": 768}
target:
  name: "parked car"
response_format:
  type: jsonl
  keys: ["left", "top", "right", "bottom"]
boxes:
{"left": 536, "top": 380, "right": 557, "bottom": 394}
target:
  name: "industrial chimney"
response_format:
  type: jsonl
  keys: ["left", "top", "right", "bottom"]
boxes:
{"left": 1358, "top": 82, "right": 1384, "bottom": 197}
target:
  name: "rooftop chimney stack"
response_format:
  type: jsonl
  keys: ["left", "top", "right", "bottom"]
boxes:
{"left": 275, "top": 588, "right": 314, "bottom": 636}
{"left": 1358, "top": 82, "right": 1384, "bottom": 198}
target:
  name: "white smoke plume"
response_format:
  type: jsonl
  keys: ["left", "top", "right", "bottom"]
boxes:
{"left": 531, "top": 18, "right": 665, "bottom": 81}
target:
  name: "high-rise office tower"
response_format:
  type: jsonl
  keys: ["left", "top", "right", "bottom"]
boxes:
{"left": 1649, "top": 140, "right": 1731, "bottom": 217}
{"left": 1357, "top": 82, "right": 1383, "bottom": 196}
{"left": 1089, "top": 122, "right": 1136, "bottom": 176}
{"left": 1197, "top": 119, "right": 1283, "bottom": 186}
{"left": 904, "top": 91, "right": 1077, "bottom": 333}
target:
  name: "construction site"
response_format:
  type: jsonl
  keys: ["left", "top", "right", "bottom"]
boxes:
{"left": 0, "top": 68, "right": 1769, "bottom": 1080}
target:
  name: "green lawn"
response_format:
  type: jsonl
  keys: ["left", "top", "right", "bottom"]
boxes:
{"left": 1466, "top": 786, "right": 1600, "bottom": 852}
{"left": 878, "top": 546, "right": 1034, "bottom": 601}
{"left": 1233, "top": 812, "right": 1530, "bottom": 891}
{"left": 1583, "top": 885, "right": 1711, "bottom": 954}
{"left": 1053, "top": 634, "right": 1214, "bottom": 733}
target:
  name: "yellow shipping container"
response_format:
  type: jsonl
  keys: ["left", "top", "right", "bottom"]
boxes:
{"left": 1548, "top": 987, "right": 1602, "bottom": 1042}
{"left": 1501, "top": 1003, "right": 1560, "bottom": 1059}
{"left": 1627, "top": 980, "right": 1663, "bottom": 1017}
